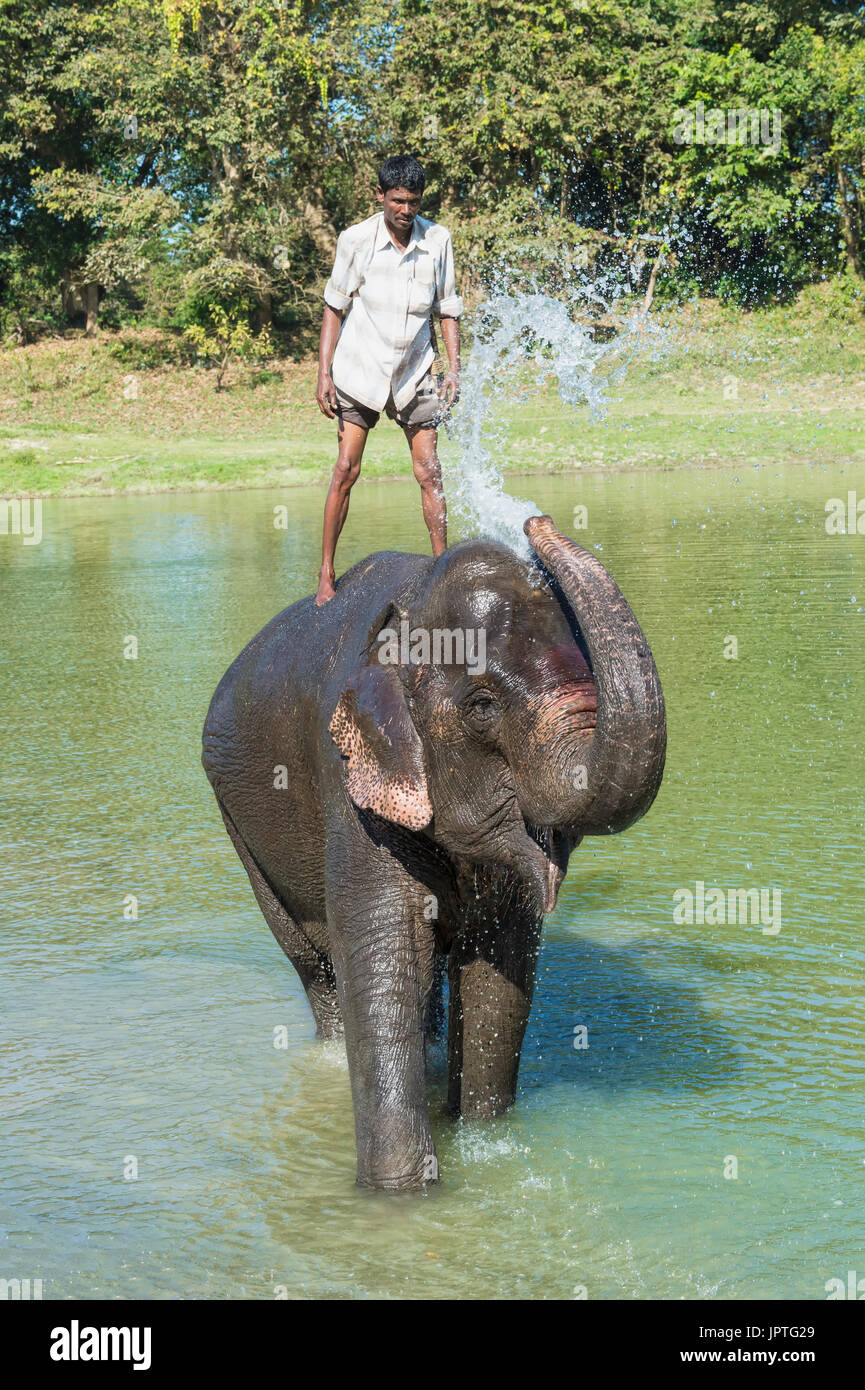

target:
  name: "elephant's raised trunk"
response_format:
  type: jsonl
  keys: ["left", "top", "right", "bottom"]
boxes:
{"left": 524, "top": 515, "right": 666, "bottom": 835}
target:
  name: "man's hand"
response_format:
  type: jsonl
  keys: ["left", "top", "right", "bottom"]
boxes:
{"left": 317, "top": 305, "right": 342, "bottom": 417}
{"left": 317, "top": 370, "right": 338, "bottom": 418}
{"left": 438, "top": 369, "right": 460, "bottom": 409}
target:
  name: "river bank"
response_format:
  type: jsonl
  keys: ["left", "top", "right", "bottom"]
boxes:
{"left": 2, "top": 290, "right": 863, "bottom": 497}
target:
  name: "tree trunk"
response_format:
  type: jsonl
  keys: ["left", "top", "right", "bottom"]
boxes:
{"left": 643, "top": 253, "right": 663, "bottom": 312}
{"left": 837, "top": 165, "right": 862, "bottom": 276}
{"left": 300, "top": 189, "right": 339, "bottom": 260}
{"left": 255, "top": 289, "right": 272, "bottom": 331}
{"left": 62, "top": 271, "right": 101, "bottom": 333}
{"left": 221, "top": 149, "right": 243, "bottom": 189}
{"left": 83, "top": 282, "right": 100, "bottom": 337}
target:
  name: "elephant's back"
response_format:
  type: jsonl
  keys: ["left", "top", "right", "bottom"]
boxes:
{"left": 202, "top": 549, "right": 429, "bottom": 781}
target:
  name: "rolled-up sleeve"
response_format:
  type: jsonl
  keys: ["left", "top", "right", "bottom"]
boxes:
{"left": 433, "top": 232, "right": 463, "bottom": 319}
{"left": 324, "top": 230, "right": 358, "bottom": 311}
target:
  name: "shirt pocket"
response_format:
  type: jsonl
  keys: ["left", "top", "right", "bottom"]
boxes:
{"left": 408, "top": 260, "right": 436, "bottom": 315}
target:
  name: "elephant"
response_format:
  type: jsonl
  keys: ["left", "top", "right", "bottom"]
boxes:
{"left": 201, "top": 514, "right": 666, "bottom": 1191}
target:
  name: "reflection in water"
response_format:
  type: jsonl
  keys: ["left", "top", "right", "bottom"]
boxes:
{"left": 1, "top": 463, "right": 863, "bottom": 1299}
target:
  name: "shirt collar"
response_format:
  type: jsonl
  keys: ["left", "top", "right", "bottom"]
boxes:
{"left": 374, "top": 211, "right": 428, "bottom": 258}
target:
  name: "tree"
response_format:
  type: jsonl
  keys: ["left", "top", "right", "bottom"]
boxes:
{"left": 2, "top": 0, "right": 863, "bottom": 346}
{"left": 184, "top": 301, "right": 272, "bottom": 389}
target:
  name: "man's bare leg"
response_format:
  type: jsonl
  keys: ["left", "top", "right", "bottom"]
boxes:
{"left": 406, "top": 424, "right": 447, "bottom": 556}
{"left": 316, "top": 418, "right": 368, "bottom": 606}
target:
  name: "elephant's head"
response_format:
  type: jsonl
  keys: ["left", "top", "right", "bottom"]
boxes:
{"left": 330, "top": 516, "right": 666, "bottom": 915}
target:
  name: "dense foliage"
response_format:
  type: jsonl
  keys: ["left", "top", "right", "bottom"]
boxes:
{"left": 1, "top": 0, "right": 863, "bottom": 347}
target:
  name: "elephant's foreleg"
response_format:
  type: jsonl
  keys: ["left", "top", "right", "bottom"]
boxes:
{"left": 447, "top": 912, "right": 542, "bottom": 1119}
{"left": 327, "top": 874, "right": 438, "bottom": 1190}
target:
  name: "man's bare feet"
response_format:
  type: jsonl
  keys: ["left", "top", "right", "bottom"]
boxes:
{"left": 315, "top": 566, "right": 336, "bottom": 606}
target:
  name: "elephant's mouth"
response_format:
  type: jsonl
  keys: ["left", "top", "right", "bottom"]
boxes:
{"left": 433, "top": 795, "right": 575, "bottom": 917}
{"left": 523, "top": 822, "right": 572, "bottom": 915}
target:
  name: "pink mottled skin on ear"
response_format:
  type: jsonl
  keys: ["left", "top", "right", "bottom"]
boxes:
{"left": 330, "top": 693, "right": 432, "bottom": 829}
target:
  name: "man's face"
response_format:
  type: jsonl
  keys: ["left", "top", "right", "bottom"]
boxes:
{"left": 377, "top": 184, "right": 422, "bottom": 233}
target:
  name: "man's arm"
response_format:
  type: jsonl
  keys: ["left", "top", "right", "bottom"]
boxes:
{"left": 439, "top": 316, "right": 461, "bottom": 408}
{"left": 317, "top": 228, "right": 359, "bottom": 417}
{"left": 433, "top": 231, "right": 463, "bottom": 408}
{"left": 317, "top": 305, "right": 342, "bottom": 418}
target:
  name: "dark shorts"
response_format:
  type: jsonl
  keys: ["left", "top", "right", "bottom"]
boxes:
{"left": 334, "top": 370, "right": 444, "bottom": 432}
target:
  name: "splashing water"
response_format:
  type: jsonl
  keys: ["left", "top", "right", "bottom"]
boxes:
{"left": 440, "top": 276, "right": 670, "bottom": 557}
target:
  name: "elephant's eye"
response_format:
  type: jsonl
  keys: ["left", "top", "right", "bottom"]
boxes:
{"left": 463, "top": 692, "right": 501, "bottom": 732}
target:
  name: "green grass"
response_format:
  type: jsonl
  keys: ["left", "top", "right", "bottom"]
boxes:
{"left": 2, "top": 288, "right": 864, "bottom": 496}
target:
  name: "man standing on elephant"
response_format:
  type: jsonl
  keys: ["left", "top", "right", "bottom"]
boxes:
{"left": 314, "top": 154, "right": 463, "bottom": 606}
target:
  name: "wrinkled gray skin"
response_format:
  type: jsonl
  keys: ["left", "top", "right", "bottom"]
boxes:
{"left": 202, "top": 516, "right": 666, "bottom": 1190}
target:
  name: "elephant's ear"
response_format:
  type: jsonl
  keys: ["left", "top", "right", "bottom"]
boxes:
{"left": 330, "top": 661, "right": 432, "bottom": 831}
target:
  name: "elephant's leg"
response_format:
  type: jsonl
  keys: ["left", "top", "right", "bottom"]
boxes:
{"left": 327, "top": 861, "right": 438, "bottom": 1190}
{"left": 447, "top": 911, "right": 542, "bottom": 1119}
{"left": 217, "top": 801, "right": 342, "bottom": 1038}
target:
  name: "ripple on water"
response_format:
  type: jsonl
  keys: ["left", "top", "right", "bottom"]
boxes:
{"left": 1, "top": 465, "right": 863, "bottom": 1298}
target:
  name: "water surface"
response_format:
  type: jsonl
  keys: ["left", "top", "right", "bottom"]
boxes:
{"left": 2, "top": 462, "right": 863, "bottom": 1299}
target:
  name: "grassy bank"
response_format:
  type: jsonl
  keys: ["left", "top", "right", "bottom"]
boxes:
{"left": 2, "top": 290, "right": 864, "bottom": 497}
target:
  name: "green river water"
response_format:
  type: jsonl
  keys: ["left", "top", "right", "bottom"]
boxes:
{"left": 1, "top": 462, "right": 863, "bottom": 1299}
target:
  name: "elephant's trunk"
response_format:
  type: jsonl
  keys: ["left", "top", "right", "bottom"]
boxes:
{"left": 524, "top": 515, "right": 666, "bottom": 835}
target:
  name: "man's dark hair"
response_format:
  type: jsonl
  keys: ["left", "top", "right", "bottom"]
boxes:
{"left": 378, "top": 154, "right": 426, "bottom": 195}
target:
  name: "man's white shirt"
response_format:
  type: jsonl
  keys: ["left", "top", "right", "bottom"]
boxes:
{"left": 324, "top": 211, "right": 463, "bottom": 412}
